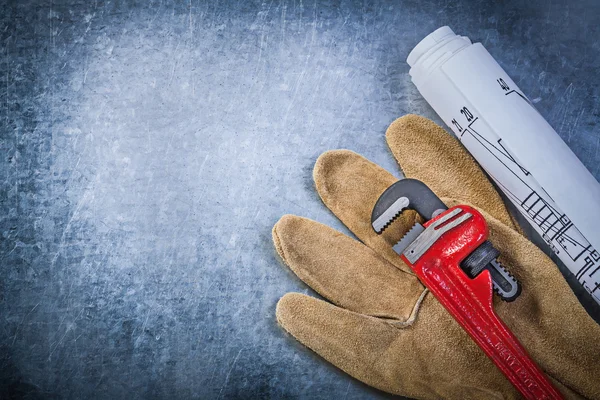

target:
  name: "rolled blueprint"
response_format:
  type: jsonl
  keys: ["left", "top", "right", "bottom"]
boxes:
{"left": 407, "top": 26, "right": 600, "bottom": 304}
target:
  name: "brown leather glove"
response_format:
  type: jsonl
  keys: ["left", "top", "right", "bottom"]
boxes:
{"left": 272, "top": 115, "right": 600, "bottom": 399}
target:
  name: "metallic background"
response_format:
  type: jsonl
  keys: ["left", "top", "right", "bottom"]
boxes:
{"left": 1, "top": 0, "right": 599, "bottom": 398}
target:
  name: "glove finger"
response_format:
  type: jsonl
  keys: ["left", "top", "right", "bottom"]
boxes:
{"left": 385, "top": 114, "right": 517, "bottom": 230}
{"left": 276, "top": 293, "right": 406, "bottom": 396}
{"left": 276, "top": 293, "right": 518, "bottom": 399}
{"left": 313, "top": 149, "right": 420, "bottom": 274}
{"left": 273, "top": 215, "right": 426, "bottom": 321}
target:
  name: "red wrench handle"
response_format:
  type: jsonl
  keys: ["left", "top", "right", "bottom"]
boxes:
{"left": 402, "top": 206, "right": 562, "bottom": 400}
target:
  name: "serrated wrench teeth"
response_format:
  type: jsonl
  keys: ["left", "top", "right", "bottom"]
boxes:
{"left": 371, "top": 179, "right": 521, "bottom": 302}
{"left": 392, "top": 223, "right": 425, "bottom": 255}
{"left": 403, "top": 208, "right": 473, "bottom": 264}
{"left": 372, "top": 196, "right": 410, "bottom": 233}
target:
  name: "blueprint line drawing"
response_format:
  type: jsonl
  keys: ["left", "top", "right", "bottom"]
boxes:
{"left": 451, "top": 83, "right": 600, "bottom": 301}
{"left": 407, "top": 26, "right": 600, "bottom": 305}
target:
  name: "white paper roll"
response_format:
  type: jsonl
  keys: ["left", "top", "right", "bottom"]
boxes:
{"left": 408, "top": 27, "right": 600, "bottom": 304}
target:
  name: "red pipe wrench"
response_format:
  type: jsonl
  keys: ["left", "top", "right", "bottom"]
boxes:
{"left": 371, "top": 179, "right": 562, "bottom": 400}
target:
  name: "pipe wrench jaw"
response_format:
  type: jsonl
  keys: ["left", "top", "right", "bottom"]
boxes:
{"left": 370, "top": 180, "right": 562, "bottom": 400}
{"left": 371, "top": 178, "right": 446, "bottom": 233}
{"left": 371, "top": 179, "right": 520, "bottom": 302}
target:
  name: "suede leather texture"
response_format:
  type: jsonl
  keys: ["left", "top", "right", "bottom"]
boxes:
{"left": 272, "top": 115, "right": 600, "bottom": 399}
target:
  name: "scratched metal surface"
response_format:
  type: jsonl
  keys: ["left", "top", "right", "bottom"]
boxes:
{"left": 1, "top": 0, "right": 600, "bottom": 398}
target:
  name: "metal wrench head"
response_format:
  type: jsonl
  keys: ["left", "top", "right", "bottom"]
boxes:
{"left": 371, "top": 178, "right": 447, "bottom": 233}
{"left": 403, "top": 208, "right": 473, "bottom": 264}
{"left": 371, "top": 178, "right": 521, "bottom": 302}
